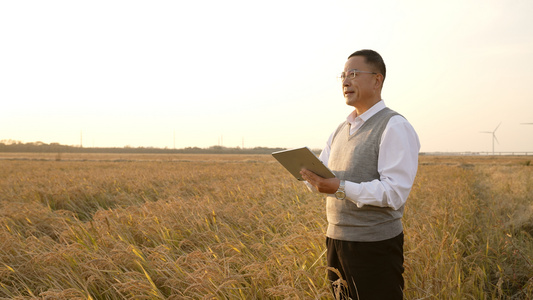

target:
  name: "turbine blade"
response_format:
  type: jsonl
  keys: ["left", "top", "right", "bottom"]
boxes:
{"left": 494, "top": 134, "right": 499, "bottom": 144}
{"left": 494, "top": 122, "right": 502, "bottom": 132}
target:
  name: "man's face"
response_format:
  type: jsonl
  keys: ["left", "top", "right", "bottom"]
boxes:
{"left": 342, "top": 56, "right": 380, "bottom": 109}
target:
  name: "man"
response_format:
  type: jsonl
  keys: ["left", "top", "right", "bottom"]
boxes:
{"left": 300, "top": 49, "right": 420, "bottom": 299}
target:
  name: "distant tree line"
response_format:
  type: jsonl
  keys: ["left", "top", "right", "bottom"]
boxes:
{"left": 0, "top": 140, "right": 290, "bottom": 155}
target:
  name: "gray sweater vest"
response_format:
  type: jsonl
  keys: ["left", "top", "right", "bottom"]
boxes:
{"left": 326, "top": 107, "right": 404, "bottom": 242}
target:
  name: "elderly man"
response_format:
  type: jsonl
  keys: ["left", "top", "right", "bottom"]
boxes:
{"left": 301, "top": 49, "right": 420, "bottom": 299}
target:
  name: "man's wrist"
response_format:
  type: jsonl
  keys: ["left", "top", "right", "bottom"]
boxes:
{"left": 335, "top": 180, "right": 346, "bottom": 200}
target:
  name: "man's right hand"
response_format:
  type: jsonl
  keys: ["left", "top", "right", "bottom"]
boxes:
{"left": 300, "top": 169, "right": 340, "bottom": 194}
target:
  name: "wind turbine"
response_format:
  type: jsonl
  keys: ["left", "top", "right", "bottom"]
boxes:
{"left": 480, "top": 122, "right": 501, "bottom": 155}
{"left": 521, "top": 123, "right": 533, "bottom": 125}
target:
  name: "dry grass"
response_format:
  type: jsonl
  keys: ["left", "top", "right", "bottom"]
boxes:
{"left": 0, "top": 153, "right": 532, "bottom": 299}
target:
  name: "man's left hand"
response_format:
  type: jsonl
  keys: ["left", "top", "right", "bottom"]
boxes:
{"left": 300, "top": 169, "right": 340, "bottom": 194}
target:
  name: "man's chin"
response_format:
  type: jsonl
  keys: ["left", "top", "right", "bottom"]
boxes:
{"left": 345, "top": 98, "right": 356, "bottom": 106}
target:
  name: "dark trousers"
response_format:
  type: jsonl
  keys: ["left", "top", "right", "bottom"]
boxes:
{"left": 326, "top": 233, "right": 404, "bottom": 300}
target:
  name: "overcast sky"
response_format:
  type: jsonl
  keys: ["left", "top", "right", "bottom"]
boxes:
{"left": 2, "top": 0, "right": 532, "bottom": 153}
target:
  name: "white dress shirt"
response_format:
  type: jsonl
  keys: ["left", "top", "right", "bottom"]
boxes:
{"left": 310, "top": 100, "right": 420, "bottom": 210}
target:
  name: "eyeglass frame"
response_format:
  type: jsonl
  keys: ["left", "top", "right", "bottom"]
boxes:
{"left": 337, "top": 69, "right": 378, "bottom": 81}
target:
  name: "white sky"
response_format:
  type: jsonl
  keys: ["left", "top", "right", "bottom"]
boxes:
{"left": 1, "top": 0, "right": 533, "bottom": 153}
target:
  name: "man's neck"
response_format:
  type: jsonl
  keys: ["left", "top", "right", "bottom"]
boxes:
{"left": 353, "top": 98, "right": 381, "bottom": 116}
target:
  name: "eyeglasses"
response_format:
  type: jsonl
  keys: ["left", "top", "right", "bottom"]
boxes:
{"left": 337, "top": 69, "right": 377, "bottom": 81}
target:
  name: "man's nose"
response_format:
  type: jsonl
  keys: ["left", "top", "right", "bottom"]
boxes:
{"left": 343, "top": 77, "right": 350, "bottom": 86}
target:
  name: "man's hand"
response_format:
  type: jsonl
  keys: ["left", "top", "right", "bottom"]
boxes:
{"left": 300, "top": 169, "right": 340, "bottom": 194}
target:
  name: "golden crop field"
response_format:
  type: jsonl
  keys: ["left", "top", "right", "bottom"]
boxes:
{"left": 0, "top": 153, "right": 532, "bottom": 299}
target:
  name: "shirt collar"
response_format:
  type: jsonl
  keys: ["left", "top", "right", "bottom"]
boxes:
{"left": 347, "top": 100, "right": 386, "bottom": 125}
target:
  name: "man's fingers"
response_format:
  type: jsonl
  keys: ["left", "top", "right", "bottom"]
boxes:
{"left": 301, "top": 169, "right": 340, "bottom": 194}
{"left": 300, "top": 169, "right": 317, "bottom": 182}
{"left": 301, "top": 169, "right": 323, "bottom": 190}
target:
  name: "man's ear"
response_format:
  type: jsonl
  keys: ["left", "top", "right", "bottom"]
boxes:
{"left": 374, "top": 73, "right": 384, "bottom": 90}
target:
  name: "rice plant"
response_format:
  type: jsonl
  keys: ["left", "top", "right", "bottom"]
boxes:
{"left": 0, "top": 154, "right": 531, "bottom": 299}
